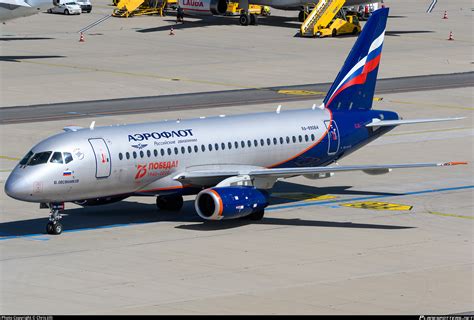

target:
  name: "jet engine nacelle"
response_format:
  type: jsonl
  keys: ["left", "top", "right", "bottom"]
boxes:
{"left": 178, "top": 0, "right": 227, "bottom": 15}
{"left": 195, "top": 186, "right": 269, "bottom": 220}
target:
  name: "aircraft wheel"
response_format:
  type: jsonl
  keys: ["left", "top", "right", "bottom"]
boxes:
{"left": 248, "top": 209, "right": 265, "bottom": 221}
{"left": 46, "top": 221, "right": 63, "bottom": 235}
{"left": 332, "top": 28, "right": 337, "bottom": 37}
{"left": 156, "top": 194, "right": 183, "bottom": 211}
{"left": 239, "top": 13, "right": 250, "bottom": 26}
{"left": 250, "top": 14, "right": 258, "bottom": 25}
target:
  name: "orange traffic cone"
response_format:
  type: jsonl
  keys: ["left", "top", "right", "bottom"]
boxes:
{"left": 79, "top": 32, "right": 85, "bottom": 42}
{"left": 169, "top": 27, "right": 175, "bottom": 36}
{"left": 442, "top": 11, "right": 448, "bottom": 19}
{"left": 448, "top": 31, "right": 454, "bottom": 40}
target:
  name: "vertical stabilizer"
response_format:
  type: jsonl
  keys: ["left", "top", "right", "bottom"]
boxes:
{"left": 323, "top": 8, "right": 389, "bottom": 111}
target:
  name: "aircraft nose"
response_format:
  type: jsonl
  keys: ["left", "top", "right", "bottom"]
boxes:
{"left": 4, "top": 171, "right": 29, "bottom": 201}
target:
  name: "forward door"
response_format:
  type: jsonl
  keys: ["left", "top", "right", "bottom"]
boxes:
{"left": 88, "top": 138, "right": 111, "bottom": 178}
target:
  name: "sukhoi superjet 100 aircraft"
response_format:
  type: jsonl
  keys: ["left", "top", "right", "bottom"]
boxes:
{"left": 5, "top": 8, "right": 466, "bottom": 235}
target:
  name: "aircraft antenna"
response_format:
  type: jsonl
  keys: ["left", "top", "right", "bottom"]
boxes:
{"left": 90, "top": 121, "right": 95, "bottom": 130}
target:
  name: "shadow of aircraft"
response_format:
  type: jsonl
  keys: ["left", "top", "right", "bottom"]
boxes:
{"left": 137, "top": 14, "right": 300, "bottom": 33}
{"left": 386, "top": 30, "right": 434, "bottom": 37}
{"left": 0, "top": 55, "right": 65, "bottom": 62}
{"left": 0, "top": 37, "right": 55, "bottom": 41}
{"left": 0, "top": 183, "right": 411, "bottom": 238}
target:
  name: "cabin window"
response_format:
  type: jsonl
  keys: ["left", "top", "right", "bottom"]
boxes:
{"left": 279, "top": 137, "right": 283, "bottom": 144}
{"left": 188, "top": 146, "right": 192, "bottom": 153}
{"left": 209, "top": 144, "right": 213, "bottom": 151}
{"left": 254, "top": 140, "right": 258, "bottom": 147}
{"left": 174, "top": 147, "right": 178, "bottom": 155}
{"left": 154, "top": 149, "right": 158, "bottom": 157}
{"left": 292, "top": 136, "right": 296, "bottom": 143}
{"left": 64, "top": 152, "right": 73, "bottom": 163}
{"left": 247, "top": 140, "right": 251, "bottom": 148}
{"left": 139, "top": 151, "right": 144, "bottom": 158}
{"left": 147, "top": 150, "right": 151, "bottom": 158}
{"left": 160, "top": 149, "right": 165, "bottom": 156}
{"left": 50, "top": 152, "right": 63, "bottom": 164}
{"left": 221, "top": 143, "right": 226, "bottom": 150}
{"left": 132, "top": 151, "right": 137, "bottom": 159}
{"left": 228, "top": 142, "right": 232, "bottom": 149}
{"left": 126, "top": 152, "right": 130, "bottom": 160}
{"left": 311, "top": 134, "right": 315, "bottom": 141}
{"left": 215, "top": 143, "right": 219, "bottom": 151}
{"left": 201, "top": 145, "right": 205, "bottom": 152}
{"left": 273, "top": 138, "right": 277, "bottom": 145}
{"left": 234, "top": 141, "right": 238, "bottom": 149}
{"left": 194, "top": 145, "right": 199, "bottom": 153}
{"left": 305, "top": 135, "right": 309, "bottom": 142}
{"left": 298, "top": 135, "right": 302, "bottom": 142}
{"left": 260, "top": 139, "right": 264, "bottom": 146}
{"left": 241, "top": 141, "right": 245, "bottom": 148}
{"left": 266, "top": 138, "right": 271, "bottom": 146}
{"left": 118, "top": 153, "right": 123, "bottom": 160}
{"left": 167, "top": 148, "right": 172, "bottom": 155}
{"left": 286, "top": 137, "right": 290, "bottom": 144}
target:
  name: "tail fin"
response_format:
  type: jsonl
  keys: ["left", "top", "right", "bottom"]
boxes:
{"left": 323, "top": 8, "right": 389, "bottom": 111}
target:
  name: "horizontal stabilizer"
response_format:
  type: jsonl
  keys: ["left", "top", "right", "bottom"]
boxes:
{"left": 366, "top": 117, "right": 465, "bottom": 127}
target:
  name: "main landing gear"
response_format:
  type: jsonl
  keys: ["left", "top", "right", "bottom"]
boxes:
{"left": 239, "top": 12, "right": 258, "bottom": 26}
{"left": 156, "top": 194, "right": 183, "bottom": 211}
{"left": 46, "top": 202, "right": 64, "bottom": 235}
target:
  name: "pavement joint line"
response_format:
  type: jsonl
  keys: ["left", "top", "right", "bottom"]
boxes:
{"left": 427, "top": 211, "right": 474, "bottom": 220}
{"left": 0, "top": 185, "right": 472, "bottom": 241}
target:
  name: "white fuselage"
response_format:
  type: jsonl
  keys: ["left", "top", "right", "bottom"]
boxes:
{"left": 6, "top": 108, "right": 344, "bottom": 203}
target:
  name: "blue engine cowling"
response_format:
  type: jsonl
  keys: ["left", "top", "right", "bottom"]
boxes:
{"left": 195, "top": 186, "right": 269, "bottom": 220}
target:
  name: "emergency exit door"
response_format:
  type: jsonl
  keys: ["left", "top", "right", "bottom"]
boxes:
{"left": 88, "top": 138, "right": 111, "bottom": 178}
{"left": 324, "top": 120, "right": 340, "bottom": 155}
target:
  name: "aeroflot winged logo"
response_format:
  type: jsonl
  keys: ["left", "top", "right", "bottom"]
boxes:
{"left": 128, "top": 129, "right": 194, "bottom": 142}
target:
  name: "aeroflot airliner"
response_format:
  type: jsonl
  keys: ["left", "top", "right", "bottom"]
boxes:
{"left": 5, "top": 8, "right": 466, "bottom": 235}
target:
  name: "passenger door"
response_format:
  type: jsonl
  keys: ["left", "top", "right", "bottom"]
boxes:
{"left": 88, "top": 138, "right": 111, "bottom": 178}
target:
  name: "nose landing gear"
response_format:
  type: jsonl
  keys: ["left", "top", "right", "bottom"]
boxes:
{"left": 46, "top": 202, "right": 64, "bottom": 235}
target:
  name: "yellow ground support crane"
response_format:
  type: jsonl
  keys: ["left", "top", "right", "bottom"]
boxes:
{"left": 112, "top": 0, "right": 175, "bottom": 17}
{"left": 300, "top": 0, "right": 357, "bottom": 38}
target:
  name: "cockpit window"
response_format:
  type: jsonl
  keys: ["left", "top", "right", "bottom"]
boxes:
{"left": 64, "top": 152, "right": 73, "bottom": 164}
{"left": 50, "top": 152, "right": 64, "bottom": 164}
{"left": 28, "top": 152, "right": 52, "bottom": 166}
{"left": 19, "top": 151, "right": 34, "bottom": 166}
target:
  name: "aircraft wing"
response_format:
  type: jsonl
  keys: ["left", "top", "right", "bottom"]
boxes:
{"left": 366, "top": 117, "right": 465, "bottom": 127}
{"left": 174, "top": 161, "right": 467, "bottom": 184}
{"left": 1, "top": 0, "right": 32, "bottom": 7}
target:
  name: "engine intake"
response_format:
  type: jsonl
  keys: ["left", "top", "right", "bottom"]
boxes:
{"left": 195, "top": 186, "right": 268, "bottom": 220}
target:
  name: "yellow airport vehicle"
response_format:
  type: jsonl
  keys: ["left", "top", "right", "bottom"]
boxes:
{"left": 315, "top": 14, "right": 361, "bottom": 37}
{"left": 300, "top": 0, "right": 350, "bottom": 38}
{"left": 225, "top": 2, "right": 270, "bottom": 16}
{"left": 112, "top": 0, "right": 174, "bottom": 16}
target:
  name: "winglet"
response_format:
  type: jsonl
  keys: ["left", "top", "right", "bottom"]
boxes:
{"left": 440, "top": 161, "right": 468, "bottom": 166}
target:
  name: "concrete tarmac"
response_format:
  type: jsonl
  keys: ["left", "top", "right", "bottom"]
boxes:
{"left": 0, "top": 0, "right": 473, "bottom": 315}
{"left": 0, "top": 87, "right": 472, "bottom": 314}
{"left": 0, "top": 72, "right": 472, "bottom": 124}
